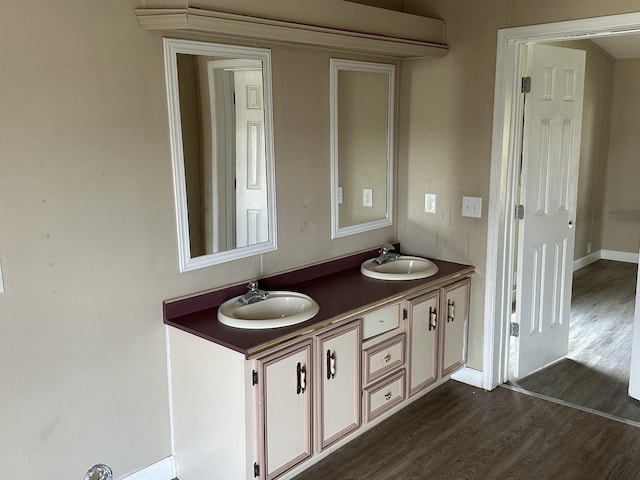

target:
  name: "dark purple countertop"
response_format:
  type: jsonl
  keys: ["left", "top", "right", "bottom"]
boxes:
{"left": 164, "top": 250, "right": 474, "bottom": 358}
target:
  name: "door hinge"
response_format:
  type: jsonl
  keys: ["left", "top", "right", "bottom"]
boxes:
{"left": 510, "top": 322, "right": 520, "bottom": 337}
{"left": 253, "top": 462, "right": 260, "bottom": 477}
{"left": 252, "top": 370, "right": 258, "bottom": 386}
{"left": 515, "top": 204, "right": 525, "bottom": 220}
{"left": 402, "top": 308, "right": 408, "bottom": 320}
{"left": 521, "top": 76, "right": 531, "bottom": 94}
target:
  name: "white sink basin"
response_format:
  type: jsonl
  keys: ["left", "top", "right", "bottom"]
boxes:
{"left": 217, "top": 291, "right": 320, "bottom": 329}
{"left": 361, "top": 255, "right": 439, "bottom": 281}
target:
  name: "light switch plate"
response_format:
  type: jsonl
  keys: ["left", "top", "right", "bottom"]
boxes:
{"left": 425, "top": 193, "right": 436, "bottom": 213}
{"left": 462, "top": 196, "right": 482, "bottom": 218}
{"left": 363, "top": 188, "right": 373, "bottom": 207}
{"left": 337, "top": 186, "right": 343, "bottom": 205}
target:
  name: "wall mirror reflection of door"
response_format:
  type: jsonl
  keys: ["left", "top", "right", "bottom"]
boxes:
{"left": 164, "top": 38, "right": 277, "bottom": 272}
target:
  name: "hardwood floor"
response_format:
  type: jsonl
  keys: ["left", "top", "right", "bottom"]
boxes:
{"left": 511, "top": 260, "right": 640, "bottom": 423}
{"left": 293, "top": 380, "right": 640, "bottom": 480}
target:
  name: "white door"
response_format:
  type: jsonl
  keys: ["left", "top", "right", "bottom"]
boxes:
{"left": 260, "top": 340, "right": 313, "bottom": 480}
{"left": 513, "top": 44, "right": 586, "bottom": 379}
{"left": 316, "top": 322, "right": 361, "bottom": 450}
{"left": 234, "top": 69, "right": 268, "bottom": 248}
{"left": 629, "top": 251, "right": 640, "bottom": 400}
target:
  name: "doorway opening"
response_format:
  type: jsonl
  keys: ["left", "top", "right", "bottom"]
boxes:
{"left": 483, "top": 13, "right": 640, "bottom": 408}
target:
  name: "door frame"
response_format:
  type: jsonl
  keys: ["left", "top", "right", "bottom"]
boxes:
{"left": 483, "top": 12, "right": 640, "bottom": 390}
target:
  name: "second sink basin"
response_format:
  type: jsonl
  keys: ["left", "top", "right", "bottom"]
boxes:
{"left": 217, "top": 291, "right": 320, "bottom": 329}
{"left": 361, "top": 255, "right": 439, "bottom": 281}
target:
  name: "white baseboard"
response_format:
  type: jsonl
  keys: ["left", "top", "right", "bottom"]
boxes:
{"left": 601, "top": 249, "right": 639, "bottom": 264}
{"left": 120, "top": 456, "right": 175, "bottom": 480}
{"left": 573, "top": 251, "right": 601, "bottom": 271}
{"left": 451, "top": 367, "right": 483, "bottom": 388}
{"left": 574, "top": 249, "right": 639, "bottom": 272}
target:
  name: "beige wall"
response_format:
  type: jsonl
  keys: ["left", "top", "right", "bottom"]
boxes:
{"left": 602, "top": 58, "right": 640, "bottom": 253}
{"left": 401, "top": 0, "right": 640, "bottom": 369}
{"left": 3, "top": 0, "right": 640, "bottom": 476}
{"left": 0, "top": 1, "right": 397, "bottom": 477}
{"left": 399, "top": 0, "right": 509, "bottom": 369}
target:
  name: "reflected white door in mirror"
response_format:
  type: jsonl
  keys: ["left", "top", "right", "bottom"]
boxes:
{"left": 330, "top": 59, "right": 395, "bottom": 239}
{"left": 163, "top": 38, "right": 277, "bottom": 272}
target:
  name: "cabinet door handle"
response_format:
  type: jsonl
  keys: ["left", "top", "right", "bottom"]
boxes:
{"left": 428, "top": 306, "right": 438, "bottom": 331}
{"left": 297, "top": 362, "right": 306, "bottom": 394}
{"left": 326, "top": 349, "right": 336, "bottom": 380}
{"left": 447, "top": 299, "right": 455, "bottom": 322}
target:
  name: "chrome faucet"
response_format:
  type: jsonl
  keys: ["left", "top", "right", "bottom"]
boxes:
{"left": 236, "top": 281, "right": 270, "bottom": 305}
{"left": 373, "top": 243, "right": 400, "bottom": 265}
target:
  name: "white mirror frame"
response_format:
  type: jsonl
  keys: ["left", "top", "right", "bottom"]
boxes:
{"left": 163, "top": 38, "right": 277, "bottom": 272}
{"left": 330, "top": 59, "right": 395, "bottom": 239}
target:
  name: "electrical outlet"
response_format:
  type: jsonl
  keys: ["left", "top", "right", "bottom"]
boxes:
{"left": 462, "top": 196, "right": 482, "bottom": 218}
{"left": 337, "top": 186, "right": 343, "bottom": 205}
{"left": 363, "top": 188, "right": 373, "bottom": 207}
{"left": 425, "top": 193, "right": 436, "bottom": 213}
{"left": 587, "top": 241, "right": 592, "bottom": 254}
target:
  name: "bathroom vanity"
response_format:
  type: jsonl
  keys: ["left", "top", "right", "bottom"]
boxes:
{"left": 164, "top": 249, "right": 473, "bottom": 480}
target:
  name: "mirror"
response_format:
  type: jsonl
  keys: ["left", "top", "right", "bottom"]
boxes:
{"left": 330, "top": 59, "right": 395, "bottom": 239}
{"left": 163, "top": 38, "right": 277, "bottom": 272}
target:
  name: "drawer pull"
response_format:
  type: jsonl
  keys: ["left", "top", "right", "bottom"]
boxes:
{"left": 384, "top": 354, "right": 391, "bottom": 363}
{"left": 447, "top": 299, "right": 455, "bottom": 322}
{"left": 297, "top": 362, "right": 306, "bottom": 394}
{"left": 429, "top": 306, "right": 438, "bottom": 331}
{"left": 384, "top": 392, "right": 392, "bottom": 401}
{"left": 326, "top": 349, "right": 336, "bottom": 380}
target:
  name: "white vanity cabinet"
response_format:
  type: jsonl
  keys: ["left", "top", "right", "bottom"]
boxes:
{"left": 440, "top": 278, "right": 470, "bottom": 377}
{"left": 406, "top": 278, "right": 470, "bottom": 397}
{"left": 406, "top": 290, "right": 439, "bottom": 396}
{"left": 257, "top": 340, "right": 313, "bottom": 480}
{"left": 315, "top": 321, "right": 362, "bottom": 450}
{"left": 255, "top": 320, "right": 362, "bottom": 479}
{"left": 166, "top": 267, "right": 473, "bottom": 480}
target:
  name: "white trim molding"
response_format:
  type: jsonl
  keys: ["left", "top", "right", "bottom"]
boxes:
{"left": 601, "top": 249, "right": 640, "bottom": 264}
{"left": 120, "top": 456, "right": 176, "bottom": 480}
{"left": 483, "top": 11, "right": 640, "bottom": 391}
{"left": 0, "top": 259, "right": 4, "bottom": 293}
{"left": 574, "top": 249, "right": 639, "bottom": 271}
{"left": 450, "top": 367, "right": 483, "bottom": 388}
{"left": 136, "top": 7, "right": 448, "bottom": 59}
{"left": 573, "top": 251, "right": 601, "bottom": 271}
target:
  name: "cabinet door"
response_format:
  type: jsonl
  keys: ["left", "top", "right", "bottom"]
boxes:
{"left": 440, "top": 278, "right": 470, "bottom": 377}
{"left": 259, "top": 339, "right": 313, "bottom": 480}
{"left": 406, "top": 291, "right": 439, "bottom": 397}
{"left": 315, "top": 321, "right": 361, "bottom": 450}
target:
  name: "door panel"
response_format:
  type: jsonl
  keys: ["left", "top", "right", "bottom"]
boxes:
{"left": 407, "top": 291, "right": 439, "bottom": 396}
{"left": 234, "top": 69, "right": 268, "bottom": 247}
{"left": 514, "top": 44, "right": 585, "bottom": 379}
{"left": 316, "top": 321, "right": 361, "bottom": 450}
{"left": 440, "top": 279, "right": 470, "bottom": 377}
{"left": 260, "top": 340, "right": 313, "bottom": 480}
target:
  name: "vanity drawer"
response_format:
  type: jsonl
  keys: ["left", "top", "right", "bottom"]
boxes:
{"left": 362, "top": 334, "right": 405, "bottom": 385}
{"left": 363, "top": 370, "right": 406, "bottom": 423}
{"left": 362, "top": 304, "right": 401, "bottom": 340}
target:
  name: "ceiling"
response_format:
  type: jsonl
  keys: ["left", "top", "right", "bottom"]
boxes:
{"left": 592, "top": 33, "right": 640, "bottom": 59}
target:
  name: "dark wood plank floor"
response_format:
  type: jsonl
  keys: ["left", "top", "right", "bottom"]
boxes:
{"left": 511, "top": 260, "right": 640, "bottom": 423}
{"left": 294, "top": 380, "right": 640, "bottom": 480}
